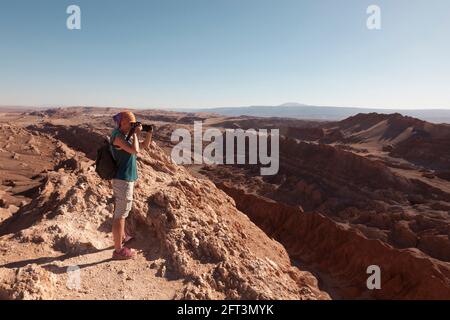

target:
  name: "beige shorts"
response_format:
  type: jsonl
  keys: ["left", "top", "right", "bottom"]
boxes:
{"left": 112, "top": 179, "right": 135, "bottom": 219}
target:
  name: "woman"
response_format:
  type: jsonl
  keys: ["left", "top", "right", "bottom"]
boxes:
{"left": 110, "top": 111, "right": 152, "bottom": 260}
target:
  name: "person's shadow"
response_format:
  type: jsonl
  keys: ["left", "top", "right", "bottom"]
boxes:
{"left": 0, "top": 246, "right": 114, "bottom": 274}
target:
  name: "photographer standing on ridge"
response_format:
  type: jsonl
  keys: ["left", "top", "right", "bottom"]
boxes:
{"left": 110, "top": 111, "right": 152, "bottom": 260}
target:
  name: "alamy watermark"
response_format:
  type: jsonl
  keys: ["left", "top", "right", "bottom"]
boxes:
{"left": 171, "top": 122, "right": 279, "bottom": 176}
{"left": 67, "top": 5, "right": 81, "bottom": 30}
{"left": 366, "top": 265, "right": 381, "bottom": 290}
{"left": 66, "top": 265, "right": 81, "bottom": 290}
{"left": 367, "top": 5, "right": 381, "bottom": 30}
{"left": 66, "top": 5, "right": 382, "bottom": 31}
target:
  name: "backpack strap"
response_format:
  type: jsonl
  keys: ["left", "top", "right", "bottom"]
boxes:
{"left": 109, "top": 135, "right": 117, "bottom": 162}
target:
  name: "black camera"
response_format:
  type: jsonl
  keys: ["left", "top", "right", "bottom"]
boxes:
{"left": 126, "top": 122, "right": 154, "bottom": 141}
{"left": 142, "top": 124, "right": 154, "bottom": 132}
{"left": 131, "top": 122, "right": 153, "bottom": 132}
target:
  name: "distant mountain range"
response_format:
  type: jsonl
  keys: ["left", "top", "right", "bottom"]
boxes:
{"left": 3, "top": 104, "right": 450, "bottom": 124}
{"left": 173, "top": 104, "right": 450, "bottom": 123}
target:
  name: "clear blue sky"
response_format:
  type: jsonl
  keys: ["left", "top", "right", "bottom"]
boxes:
{"left": 0, "top": 0, "right": 449, "bottom": 109}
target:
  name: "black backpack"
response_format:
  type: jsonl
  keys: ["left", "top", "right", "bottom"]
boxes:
{"left": 95, "top": 139, "right": 117, "bottom": 180}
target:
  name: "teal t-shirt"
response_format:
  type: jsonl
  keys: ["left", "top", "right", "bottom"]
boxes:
{"left": 111, "top": 129, "right": 138, "bottom": 182}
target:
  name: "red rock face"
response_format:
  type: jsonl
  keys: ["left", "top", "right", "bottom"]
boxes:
{"left": 219, "top": 185, "right": 450, "bottom": 300}
{"left": 199, "top": 113, "right": 450, "bottom": 299}
{"left": 391, "top": 135, "right": 450, "bottom": 171}
{"left": 286, "top": 127, "right": 325, "bottom": 141}
{"left": 324, "top": 112, "right": 450, "bottom": 171}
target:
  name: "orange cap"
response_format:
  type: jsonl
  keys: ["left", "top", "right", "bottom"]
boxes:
{"left": 120, "top": 111, "right": 136, "bottom": 126}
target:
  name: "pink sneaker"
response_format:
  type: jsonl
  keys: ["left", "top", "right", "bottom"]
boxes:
{"left": 112, "top": 247, "right": 135, "bottom": 260}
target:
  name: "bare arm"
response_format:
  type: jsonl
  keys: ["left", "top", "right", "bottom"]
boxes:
{"left": 113, "top": 134, "right": 140, "bottom": 155}
{"left": 140, "top": 131, "right": 152, "bottom": 150}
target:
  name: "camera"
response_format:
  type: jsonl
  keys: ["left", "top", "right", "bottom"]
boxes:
{"left": 126, "top": 122, "right": 154, "bottom": 141}
{"left": 131, "top": 122, "right": 153, "bottom": 132}
{"left": 142, "top": 124, "right": 153, "bottom": 132}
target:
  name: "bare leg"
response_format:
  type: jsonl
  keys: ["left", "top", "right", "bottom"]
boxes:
{"left": 112, "top": 218, "right": 125, "bottom": 252}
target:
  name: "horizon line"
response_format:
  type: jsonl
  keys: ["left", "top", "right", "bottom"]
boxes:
{"left": 2, "top": 103, "right": 450, "bottom": 111}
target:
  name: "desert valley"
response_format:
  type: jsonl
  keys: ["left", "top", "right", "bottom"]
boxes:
{"left": 0, "top": 106, "right": 450, "bottom": 300}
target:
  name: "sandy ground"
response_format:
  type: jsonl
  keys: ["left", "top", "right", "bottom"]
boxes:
{"left": 0, "top": 234, "right": 183, "bottom": 300}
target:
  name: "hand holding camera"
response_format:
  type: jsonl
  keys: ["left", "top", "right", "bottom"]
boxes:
{"left": 126, "top": 122, "right": 154, "bottom": 141}
{"left": 131, "top": 122, "right": 153, "bottom": 132}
